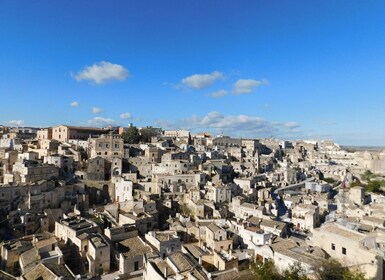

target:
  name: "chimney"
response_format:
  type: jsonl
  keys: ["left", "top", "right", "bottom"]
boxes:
{"left": 164, "top": 267, "right": 168, "bottom": 278}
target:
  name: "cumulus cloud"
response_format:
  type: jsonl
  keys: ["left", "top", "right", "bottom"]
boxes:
{"left": 182, "top": 71, "right": 224, "bottom": 89}
{"left": 233, "top": 79, "right": 267, "bottom": 94}
{"left": 92, "top": 107, "right": 104, "bottom": 114}
{"left": 74, "top": 61, "right": 129, "bottom": 84}
{"left": 8, "top": 120, "right": 25, "bottom": 127}
{"left": 120, "top": 112, "right": 132, "bottom": 119}
{"left": 87, "top": 117, "right": 116, "bottom": 127}
{"left": 156, "top": 111, "right": 300, "bottom": 139}
{"left": 210, "top": 90, "right": 228, "bottom": 98}
{"left": 70, "top": 101, "right": 79, "bottom": 107}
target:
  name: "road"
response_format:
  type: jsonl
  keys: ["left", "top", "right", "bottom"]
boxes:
{"left": 273, "top": 177, "right": 315, "bottom": 195}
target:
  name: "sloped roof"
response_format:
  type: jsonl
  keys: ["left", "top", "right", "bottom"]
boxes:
{"left": 118, "top": 236, "right": 151, "bottom": 258}
{"left": 23, "top": 263, "right": 74, "bottom": 280}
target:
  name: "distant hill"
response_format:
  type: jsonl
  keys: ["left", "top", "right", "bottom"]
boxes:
{"left": 342, "top": 146, "right": 385, "bottom": 152}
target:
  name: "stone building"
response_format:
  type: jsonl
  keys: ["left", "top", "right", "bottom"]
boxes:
{"left": 86, "top": 156, "right": 110, "bottom": 181}
{"left": 51, "top": 125, "right": 110, "bottom": 143}
{"left": 7, "top": 160, "right": 59, "bottom": 184}
{"left": 291, "top": 204, "right": 319, "bottom": 231}
{"left": 311, "top": 223, "right": 384, "bottom": 280}
{"left": 88, "top": 133, "right": 124, "bottom": 160}
{"left": 145, "top": 231, "right": 181, "bottom": 258}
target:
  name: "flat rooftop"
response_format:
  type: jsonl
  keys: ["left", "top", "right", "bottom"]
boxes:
{"left": 89, "top": 234, "right": 108, "bottom": 248}
{"left": 60, "top": 217, "right": 97, "bottom": 231}
{"left": 320, "top": 223, "right": 365, "bottom": 241}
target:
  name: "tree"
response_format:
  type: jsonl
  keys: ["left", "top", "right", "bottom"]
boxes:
{"left": 314, "top": 259, "right": 366, "bottom": 280}
{"left": 323, "top": 177, "right": 336, "bottom": 184}
{"left": 365, "top": 180, "right": 385, "bottom": 193}
{"left": 350, "top": 181, "right": 362, "bottom": 187}
{"left": 179, "top": 203, "right": 192, "bottom": 217}
{"left": 122, "top": 126, "right": 141, "bottom": 144}
{"left": 315, "top": 259, "right": 344, "bottom": 280}
{"left": 366, "top": 180, "right": 381, "bottom": 193}
{"left": 283, "top": 262, "right": 310, "bottom": 280}
{"left": 250, "top": 260, "right": 283, "bottom": 280}
{"left": 249, "top": 259, "right": 365, "bottom": 280}
{"left": 361, "top": 170, "right": 374, "bottom": 181}
{"left": 140, "top": 127, "right": 158, "bottom": 143}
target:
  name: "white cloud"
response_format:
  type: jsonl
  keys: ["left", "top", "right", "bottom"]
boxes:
{"left": 182, "top": 71, "right": 224, "bottom": 89}
{"left": 70, "top": 101, "right": 79, "bottom": 107}
{"left": 8, "top": 120, "right": 25, "bottom": 127}
{"left": 120, "top": 112, "right": 132, "bottom": 119}
{"left": 92, "top": 107, "right": 104, "bottom": 114}
{"left": 210, "top": 90, "right": 228, "bottom": 98}
{"left": 233, "top": 79, "right": 267, "bottom": 94}
{"left": 282, "top": 122, "right": 300, "bottom": 129}
{"left": 74, "top": 61, "right": 129, "bottom": 84}
{"left": 156, "top": 111, "right": 300, "bottom": 139}
{"left": 87, "top": 117, "right": 116, "bottom": 127}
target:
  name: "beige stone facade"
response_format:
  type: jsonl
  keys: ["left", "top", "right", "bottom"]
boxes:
{"left": 51, "top": 125, "right": 109, "bottom": 143}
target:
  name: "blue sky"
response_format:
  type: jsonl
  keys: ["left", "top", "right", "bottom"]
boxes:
{"left": 1, "top": 1, "right": 385, "bottom": 145}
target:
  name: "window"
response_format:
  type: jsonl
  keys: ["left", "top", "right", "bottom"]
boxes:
{"left": 342, "top": 247, "right": 346, "bottom": 255}
{"left": 331, "top": 243, "right": 335, "bottom": 250}
{"left": 134, "top": 261, "right": 139, "bottom": 271}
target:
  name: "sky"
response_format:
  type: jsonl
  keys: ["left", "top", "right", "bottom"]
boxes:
{"left": 1, "top": 1, "right": 385, "bottom": 146}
